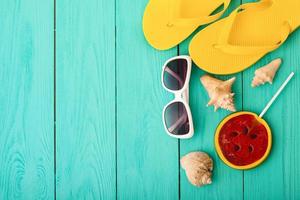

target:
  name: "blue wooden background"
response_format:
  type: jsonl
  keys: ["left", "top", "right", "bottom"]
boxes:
{"left": 0, "top": 0, "right": 299, "bottom": 199}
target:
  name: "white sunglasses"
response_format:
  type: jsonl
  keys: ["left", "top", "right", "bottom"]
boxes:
{"left": 161, "top": 55, "right": 194, "bottom": 139}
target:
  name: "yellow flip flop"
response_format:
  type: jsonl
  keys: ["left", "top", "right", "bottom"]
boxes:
{"left": 143, "top": 0, "right": 231, "bottom": 50}
{"left": 189, "top": 0, "right": 300, "bottom": 75}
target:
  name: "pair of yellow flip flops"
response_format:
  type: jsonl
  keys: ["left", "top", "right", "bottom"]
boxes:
{"left": 143, "top": 0, "right": 300, "bottom": 75}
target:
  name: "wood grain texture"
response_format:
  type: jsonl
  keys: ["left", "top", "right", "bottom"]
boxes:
{"left": 242, "top": 1, "right": 300, "bottom": 199}
{"left": 179, "top": 0, "right": 243, "bottom": 199}
{"left": 56, "top": 0, "right": 116, "bottom": 199}
{"left": 116, "top": 0, "right": 179, "bottom": 199}
{"left": 0, "top": 0, "right": 299, "bottom": 199}
{"left": 0, "top": 0, "right": 54, "bottom": 199}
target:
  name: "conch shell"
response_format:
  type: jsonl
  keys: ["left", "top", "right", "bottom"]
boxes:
{"left": 252, "top": 58, "right": 281, "bottom": 87}
{"left": 200, "top": 75, "right": 236, "bottom": 112}
{"left": 181, "top": 152, "right": 213, "bottom": 187}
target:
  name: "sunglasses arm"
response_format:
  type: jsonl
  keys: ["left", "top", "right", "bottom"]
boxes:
{"left": 168, "top": 112, "right": 188, "bottom": 133}
{"left": 164, "top": 67, "right": 184, "bottom": 87}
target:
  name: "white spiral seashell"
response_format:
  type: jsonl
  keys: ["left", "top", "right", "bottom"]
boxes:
{"left": 200, "top": 75, "right": 236, "bottom": 112}
{"left": 252, "top": 58, "right": 281, "bottom": 87}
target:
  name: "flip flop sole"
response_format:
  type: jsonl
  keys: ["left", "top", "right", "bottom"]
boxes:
{"left": 189, "top": 0, "right": 300, "bottom": 75}
{"left": 189, "top": 18, "right": 265, "bottom": 75}
{"left": 143, "top": 0, "right": 228, "bottom": 50}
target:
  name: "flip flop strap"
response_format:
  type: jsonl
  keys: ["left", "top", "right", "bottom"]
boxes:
{"left": 168, "top": 0, "right": 231, "bottom": 27}
{"left": 214, "top": 0, "right": 292, "bottom": 55}
{"left": 215, "top": 23, "right": 291, "bottom": 55}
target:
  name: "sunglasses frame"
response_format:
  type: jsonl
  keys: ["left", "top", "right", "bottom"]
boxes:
{"left": 161, "top": 55, "right": 194, "bottom": 139}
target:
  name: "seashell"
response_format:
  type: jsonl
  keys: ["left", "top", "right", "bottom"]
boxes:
{"left": 252, "top": 58, "right": 282, "bottom": 87}
{"left": 200, "top": 75, "right": 236, "bottom": 112}
{"left": 181, "top": 152, "right": 213, "bottom": 187}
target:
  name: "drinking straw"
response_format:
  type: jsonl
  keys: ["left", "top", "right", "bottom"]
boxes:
{"left": 259, "top": 72, "right": 295, "bottom": 118}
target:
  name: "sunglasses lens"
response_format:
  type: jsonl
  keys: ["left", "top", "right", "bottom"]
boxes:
{"left": 164, "top": 102, "right": 190, "bottom": 135}
{"left": 163, "top": 58, "right": 188, "bottom": 91}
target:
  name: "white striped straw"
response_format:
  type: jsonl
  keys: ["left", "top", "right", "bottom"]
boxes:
{"left": 259, "top": 72, "right": 295, "bottom": 118}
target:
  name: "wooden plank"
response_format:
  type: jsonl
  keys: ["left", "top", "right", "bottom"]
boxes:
{"left": 179, "top": 0, "right": 244, "bottom": 199}
{"left": 116, "top": 0, "right": 179, "bottom": 199}
{"left": 56, "top": 0, "right": 116, "bottom": 199}
{"left": 242, "top": 0, "right": 300, "bottom": 199}
{"left": 0, "top": 0, "right": 54, "bottom": 199}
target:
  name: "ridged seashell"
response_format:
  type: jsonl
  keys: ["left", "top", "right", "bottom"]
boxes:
{"left": 200, "top": 75, "right": 236, "bottom": 112}
{"left": 252, "top": 58, "right": 281, "bottom": 87}
{"left": 181, "top": 152, "right": 213, "bottom": 187}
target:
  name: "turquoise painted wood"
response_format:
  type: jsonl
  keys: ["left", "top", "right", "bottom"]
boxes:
{"left": 242, "top": 1, "right": 300, "bottom": 200}
{"left": 0, "top": 0, "right": 300, "bottom": 199}
{"left": 116, "top": 0, "right": 179, "bottom": 199}
{"left": 179, "top": 1, "right": 244, "bottom": 199}
{"left": 56, "top": 0, "right": 116, "bottom": 199}
{"left": 0, "top": 0, "right": 54, "bottom": 199}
